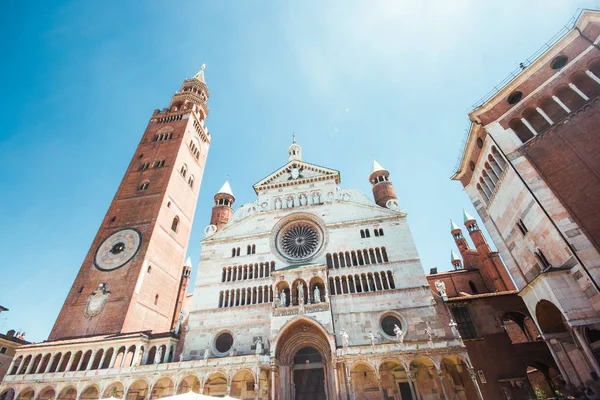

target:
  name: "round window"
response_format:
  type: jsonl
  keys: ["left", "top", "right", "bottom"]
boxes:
{"left": 381, "top": 315, "right": 403, "bottom": 337}
{"left": 507, "top": 91, "right": 523, "bottom": 105}
{"left": 550, "top": 55, "right": 568, "bottom": 70}
{"left": 273, "top": 217, "right": 325, "bottom": 263}
{"left": 215, "top": 332, "right": 233, "bottom": 354}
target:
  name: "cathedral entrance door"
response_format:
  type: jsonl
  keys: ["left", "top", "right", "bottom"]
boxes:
{"left": 293, "top": 347, "right": 326, "bottom": 400}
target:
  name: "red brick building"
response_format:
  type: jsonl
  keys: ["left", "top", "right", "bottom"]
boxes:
{"left": 427, "top": 213, "right": 560, "bottom": 399}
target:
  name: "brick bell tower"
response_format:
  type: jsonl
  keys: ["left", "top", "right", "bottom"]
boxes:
{"left": 209, "top": 180, "right": 235, "bottom": 232}
{"left": 49, "top": 66, "right": 212, "bottom": 340}
{"left": 369, "top": 160, "right": 398, "bottom": 208}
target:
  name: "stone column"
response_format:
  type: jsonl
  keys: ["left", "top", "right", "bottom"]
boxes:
{"left": 377, "top": 274, "right": 384, "bottom": 291}
{"left": 552, "top": 95, "right": 571, "bottom": 113}
{"left": 65, "top": 353, "right": 76, "bottom": 372}
{"left": 131, "top": 346, "right": 141, "bottom": 367}
{"left": 270, "top": 364, "right": 276, "bottom": 400}
{"left": 468, "top": 368, "right": 485, "bottom": 400}
{"left": 574, "top": 327, "right": 600, "bottom": 378}
{"left": 75, "top": 352, "right": 86, "bottom": 371}
{"left": 24, "top": 356, "right": 36, "bottom": 374}
{"left": 98, "top": 350, "right": 108, "bottom": 369}
{"left": 556, "top": 339, "right": 584, "bottom": 387}
{"left": 35, "top": 356, "right": 45, "bottom": 374}
{"left": 109, "top": 348, "right": 118, "bottom": 368}
{"left": 376, "top": 373, "right": 385, "bottom": 400}
{"left": 569, "top": 83, "right": 589, "bottom": 100}
{"left": 333, "top": 363, "right": 341, "bottom": 400}
{"left": 345, "top": 363, "right": 355, "bottom": 400}
{"left": 520, "top": 118, "right": 538, "bottom": 136}
{"left": 45, "top": 354, "right": 55, "bottom": 373}
{"left": 406, "top": 371, "right": 418, "bottom": 400}
{"left": 6, "top": 357, "right": 17, "bottom": 375}
{"left": 544, "top": 339, "right": 571, "bottom": 385}
{"left": 437, "top": 372, "right": 450, "bottom": 400}
{"left": 536, "top": 107, "right": 554, "bottom": 125}
{"left": 86, "top": 350, "right": 97, "bottom": 370}
{"left": 586, "top": 70, "right": 600, "bottom": 84}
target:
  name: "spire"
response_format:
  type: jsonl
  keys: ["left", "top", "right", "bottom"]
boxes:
{"left": 451, "top": 251, "right": 460, "bottom": 262}
{"left": 184, "top": 257, "right": 192, "bottom": 268}
{"left": 217, "top": 180, "right": 233, "bottom": 197}
{"left": 193, "top": 64, "right": 206, "bottom": 83}
{"left": 288, "top": 136, "right": 302, "bottom": 162}
{"left": 372, "top": 160, "right": 385, "bottom": 174}
{"left": 451, "top": 220, "right": 461, "bottom": 231}
{"left": 463, "top": 210, "right": 475, "bottom": 223}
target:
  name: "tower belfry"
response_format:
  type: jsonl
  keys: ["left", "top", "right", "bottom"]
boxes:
{"left": 48, "top": 68, "right": 212, "bottom": 340}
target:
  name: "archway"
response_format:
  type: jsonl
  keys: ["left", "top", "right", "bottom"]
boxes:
{"left": 350, "top": 362, "right": 378, "bottom": 398}
{"left": 535, "top": 300, "right": 568, "bottom": 335}
{"left": 16, "top": 388, "right": 34, "bottom": 400}
{"left": 0, "top": 389, "right": 15, "bottom": 400}
{"left": 230, "top": 369, "right": 255, "bottom": 399}
{"left": 409, "top": 357, "right": 440, "bottom": 400}
{"left": 79, "top": 385, "right": 99, "bottom": 400}
{"left": 177, "top": 376, "right": 200, "bottom": 394}
{"left": 126, "top": 380, "right": 148, "bottom": 400}
{"left": 102, "top": 382, "right": 124, "bottom": 399}
{"left": 274, "top": 317, "right": 333, "bottom": 400}
{"left": 440, "top": 355, "right": 479, "bottom": 400}
{"left": 379, "top": 359, "right": 412, "bottom": 399}
{"left": 204, "top": 372, "right": 227, "bottom": 397}
{"left": 36, "top": 387, "right": 55, "bottom": 400}
{"left": 150, "top": 377, "right": 174, "bottom": 399}
{"left": 56, "top": 387, "right": 77, "bottom": 400}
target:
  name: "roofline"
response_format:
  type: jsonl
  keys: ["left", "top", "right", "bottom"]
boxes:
{"left": 451, "top": 121, "right": 479, "bottom": 181}
{"left": 252, "top": 160, "right": 341, "bottom": 194}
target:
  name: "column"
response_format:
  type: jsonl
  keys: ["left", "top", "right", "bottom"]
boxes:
{"left": 25, "top": 356, "right": 36, "bottom": 374}
{"left": 468, "top": 368, "right": 485, "bottom": 400}
{"left": 333, "top": 364, "right": 341, "bottom": 400}
{"left": 366, "top": 277, "right": 372, "bottom": 292}
{"left": 406, "top": 371, "right": 418, "bottom": 400}
{"left": 377, "top": 273, "right": 384, "bottom": 291}
{"left": 345, "top": 363, "right": 355, "bottom": 400}
{"left": 254, "top": 382, "right": 260, "bottom": 400}
{"left": 86, "top": 350, "right": 97, "bottom": 370}
{"left": 552, "top": 95, "right": 571, "bottom": 113}
{"left": 65, "top": 353, "right": 76, "bottom": 372}
{"left": 586, "top": 69, "right": 600, "bottom": 85}
{"left": 574, "top": 327, "right": 600, "bottom": 378}
{"left": 76, "top": 352, "right": 86, "bottom": 371}
{"left": 270, "top": 365, "right": 276, "bottom": 400}
{"left": 35, "top": 356, "right": 45, "bottom": 374}
{"left": 536, "top": 107, "right": 554, "bottom": 125}
{"left": 109, "top": 348, "right": 118, "bottom": 368}
{"left": 437, "top": 372, "right": 450, "bottom": 400}
{"left": 568, "top": 82, "right": 589, "bottom": 100}
{"left": 45, "top": 354, "right": 55, "bottom": 373}
{"left": 6, "top": 357, "right": 17, "bottom": 376}
{"left": 131, "top": 346, "right": 140, "bottom": 367}
{"left": 377, "top": 374, "right": 385, "bottom": 400}
{"left": 520, "top": 118, "right": 537, "bottom": 136}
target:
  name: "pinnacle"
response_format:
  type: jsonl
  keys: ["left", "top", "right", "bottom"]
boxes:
{"left": 218, "top": 180, "right": 233, "bottom": 197}
{"left": 451, "top": 220, "right": 461, "bottom": 231}
{"left": 451, "top": 251, "right": 461, "bottom": 262}
{"left": 372, "top": 160, "right": 385, "bottom": 174}
{"left": 463, "top": 209, "right": 475, "bottom": 223}
{"left": 184, "top": 257, "right": 192, "bottom": 268}
{"left": 193, "top": 64, "right": 206, "bottom": 83}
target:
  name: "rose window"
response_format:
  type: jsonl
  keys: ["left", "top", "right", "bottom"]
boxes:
{"left": 273, "top": 217, "right": 325, "bottom": 263}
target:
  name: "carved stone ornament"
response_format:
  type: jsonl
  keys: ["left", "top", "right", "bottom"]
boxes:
{"left": 84, "top": 283, "right": 110, "bottom": 318}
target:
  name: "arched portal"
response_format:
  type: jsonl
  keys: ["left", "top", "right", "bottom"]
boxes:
{"left": 409, "top": 357, "right": 440, "bottom": 400}
{"left": 177, "top": 376, "right": 200, "bottom": 394}
{"left": 126, "top": 380, "right": 148, "bottom": 400}
{"left": 150, "top": 377, "right": 174, "bottom": 399}
{"left": 379, "top": 359, "right": 411, "bottom": 399}
{"left": 440, "top": 355, "right": 479, "bottom": 400}
{"left": 274, "top": 317, "right": 333, "bottom": 400}
{"left": 204, "top": 372, "right": 227, "bottom": 397}
{"left": 56, "top": 387, "right": 77, "bottom": 400}
{"left": 536, "top": 300, "right": 568, "bottom": 335}
{"left": 350, "top": 362, "right": 378, "bottom": 397}
{"left": 16, "top": 389, "right": 34, "bottom": 400}
{"left": 230, "top": 369, "right": 255, "bottom": 399}
{"left": 36, "top": 387, "right": 55, "bottom": 400}
{"left": 79, "top": 385, "right": 99, "bottom": 400}
{"left": 0, "top": 389, "right": 15, "bottom": 400}
{"left": 102, "top": 382, "right": 124, "bottom": 399}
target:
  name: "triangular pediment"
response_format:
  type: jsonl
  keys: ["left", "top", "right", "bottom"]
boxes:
{"left": 253, "top": 161, "right": 340, "bottom": 193}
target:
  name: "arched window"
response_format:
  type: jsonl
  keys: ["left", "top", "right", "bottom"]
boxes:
{"left": 139, "top": 181, "right": 149, "bottom": 190}
{"left": 147, "top": 265, "right": 152, "bottom": 273}
{"left": 374, "top": 229, "right": 379, "bottom": 237}
{"left": 379, "top": 228, "right": 384, "bottom": 236}
{"left": 252, "top": 244, "right": 256, "bottom": 254}
{"left": 154, "top": 294, "right": 159, "bottom": 305}
{"left": 232, "top": 248, "right": 236, "bottom": 258}
{"left": 365, "top": 229, "right": 371, "bottom": 238}
{"left": 326, "top": 254, "right": 332, "bottom": 269}
{"left": 360, "top": 230, "right": 365, "bottom": 238}
{"left": 468, "top": 281, "right": 478, "bottom": 294}
{"left": 188, "top": 175, "right": 194, "bottom": 188}
{"left": 387, "top": 271, "right": 395, "bottom": 289}
{"left": 180, "top": 164, "right": 188, "bottom": 177}
{"left": 381, "top": 247, "right": 389, "bottom": 262}
{"left": 171, "top": 216, "right": 180, "bottom": 232}
{"left": 153, "top": 159, "right": 165, "bottom": 168}
{"left": 236, "top": 247, "right": 241, "bottom": 257}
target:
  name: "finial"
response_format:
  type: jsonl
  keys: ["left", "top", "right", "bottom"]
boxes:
{"left": 201, "top": 64, "right": 206, "bottom": 71}
{"left": 292, "top": 133, "right": 296, "bottom": 144}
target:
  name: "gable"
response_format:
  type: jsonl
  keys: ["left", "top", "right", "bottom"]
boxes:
{"left": 253, "top": 161, "right": 341, "bottom": 193}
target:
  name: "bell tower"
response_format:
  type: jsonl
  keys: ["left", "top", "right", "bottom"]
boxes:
{"left": 369, "top": 160, "right": 398, "bottom": 208}
{"left": 49, "top": 66, "right": 212, "bottom": 340}
{"left": 210, "top": 181, "right": 235, "bottom": 232}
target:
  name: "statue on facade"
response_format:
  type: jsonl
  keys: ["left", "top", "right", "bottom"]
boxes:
{"left": 286, "top": 197, "right": 294, "bottom": 208}
{"left": 393, "top": 324, "right": 404, "bottom": 344}
{"left": 281, "top": 290, "right": 287, "bottom": 307}
{"left": 172, "top": 309, "right": 185, "bottom": 335}
{"left": 449, "top": 319, "right": 461, "bottom": 339}
{"left": 434, "top": 280, "right": 447, "bottom": 297}
{"left": 425, "top": 323, "right": 434, "bottom": 341}
{"left": 341, "top": 329, "right": 349, "bottom": 351}
{"left": 369, "top": 332, "right": 376, "bottom": 349}
{"left": 178, "top": 354, "right": 183, "bottom": 362}
{"left": 297, "top": 283, "right": 304, "bottom": 302}
{"left": 314, "top": 285, "right": 321, "bottom": 303}
{"left": 155, "top": 346, "right": 163, "bottom": 364}
{"left": 299, "top": 194, "right": 307, "bottom": 206}
{"left": 204, "top": 345, "right": 211, "bottom": 360}
{"left": 255, "top": 338, "right": 263, "bottom": 355}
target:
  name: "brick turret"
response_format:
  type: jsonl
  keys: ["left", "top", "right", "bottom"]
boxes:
{"left": 171, "top": 257, "right": 192, "bottom": 330}
{"left": 369, "top": 160, "right": 398, "bottom": 209}
{"left": 210, "top": 180, "right": 235, "bottom": 231}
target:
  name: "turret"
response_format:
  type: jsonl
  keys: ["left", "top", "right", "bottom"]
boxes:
{"left": 369, "top": 160, "right": 398, "bottom": 209}
{"left": 210, "top": 181, "right": 235, "bottom": 231}
{"left": 451, "top": 251, "right": 462, "bottom": 270}
{"left": 288, "top": 136, "right": 302, "bottom": 162}
{"left": 451, "top": 220, "right": 470, "bottom": 257}
{"left": 463, "top": 210, "right": 492, "bottom": 257}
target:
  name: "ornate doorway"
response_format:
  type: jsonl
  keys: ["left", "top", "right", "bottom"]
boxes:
{"left": 293, "top": 347, "right": 326, "bottom": 399}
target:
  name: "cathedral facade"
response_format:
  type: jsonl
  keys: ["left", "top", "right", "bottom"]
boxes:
{"left": 0, "top": 70, "right": 483, "bottom": 400}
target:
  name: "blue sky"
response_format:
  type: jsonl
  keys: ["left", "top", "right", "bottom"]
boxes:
{"left": 0, "top": 0, "right": 595, "bottom": 342}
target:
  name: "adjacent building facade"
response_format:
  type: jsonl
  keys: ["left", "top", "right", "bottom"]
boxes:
{"left": 452, "top": 9, "right": 600, "bottom": 392}
{"left": 427, "top": 213, "right": 559, "bottom": 399}
{"left": 0, "top": 331, "right": 29, "bottom": 383}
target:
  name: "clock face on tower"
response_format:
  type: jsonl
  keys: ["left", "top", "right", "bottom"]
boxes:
{"left": 94, "top": 228, "right": 142, "bottom": 271}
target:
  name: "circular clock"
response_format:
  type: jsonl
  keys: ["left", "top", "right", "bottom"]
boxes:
{"left": 94, "top": 228, "right": 142, "bottom": 271}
